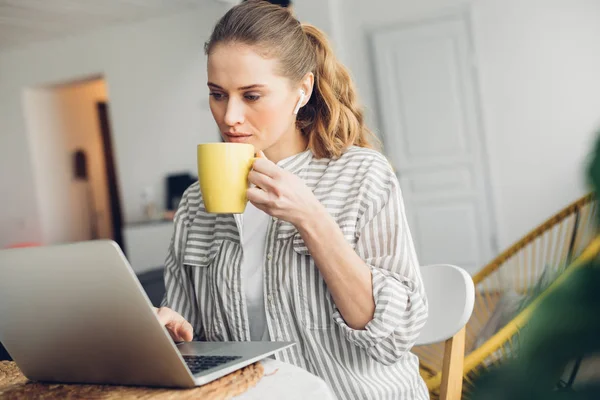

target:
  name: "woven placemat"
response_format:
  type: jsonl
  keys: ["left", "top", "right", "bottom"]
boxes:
{"left": 0, "top": 361, "right": 264, "bottom": 399}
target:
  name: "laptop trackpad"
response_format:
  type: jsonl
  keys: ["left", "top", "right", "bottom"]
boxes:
{"left": 176, "top": 341, "right": 231, "bottom": 356}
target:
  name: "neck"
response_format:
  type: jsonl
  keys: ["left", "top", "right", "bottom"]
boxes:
{"left": 264, "top": 128, "right": 308, "bottom": 164}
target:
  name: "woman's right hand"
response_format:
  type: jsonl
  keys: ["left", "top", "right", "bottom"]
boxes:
{"left": 154, "top": 307, "right": 194, "bottom": 342}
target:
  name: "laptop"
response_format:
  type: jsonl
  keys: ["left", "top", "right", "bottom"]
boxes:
{"left": 0, "top": 240, "right": 294, "bottom": 388}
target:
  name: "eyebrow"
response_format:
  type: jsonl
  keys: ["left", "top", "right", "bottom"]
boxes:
{"left": 207, "top": 82, "right": 267, "bottom": 90}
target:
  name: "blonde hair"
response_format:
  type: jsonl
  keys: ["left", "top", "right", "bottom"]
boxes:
{"left": 205, "top": 0, "right": 379, "bottom": 159}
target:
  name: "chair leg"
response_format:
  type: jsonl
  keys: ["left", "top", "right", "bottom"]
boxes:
{"left": 440, "top": 327, "right": 466, "bottom": 400}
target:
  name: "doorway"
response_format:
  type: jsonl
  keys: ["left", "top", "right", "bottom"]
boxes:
{"left": 23, "top": 77, "right": 124, "bottom": 249}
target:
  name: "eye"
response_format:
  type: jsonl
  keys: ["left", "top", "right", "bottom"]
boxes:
{"left": 209, "top": 92, "right": 226, "bottom": 101}
{"left": 244, "top": 93, "right": 261, "bottom": 102}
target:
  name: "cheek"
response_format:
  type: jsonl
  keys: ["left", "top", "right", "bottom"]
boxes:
{"left": 253, "top": 108, "right": 281, "bottom": 127}
{"left": 251, "top": 100, "right": 292, "bottom": 133}
{"left": 209, "top": 101, "right": 225, "bottom": 125}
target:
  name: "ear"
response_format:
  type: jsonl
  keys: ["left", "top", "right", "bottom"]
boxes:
{"left": 293, "top": 90, "right": 306, "bottom": 115}
{"left": 297, "top": 72, "right": 314, "bottom": 110}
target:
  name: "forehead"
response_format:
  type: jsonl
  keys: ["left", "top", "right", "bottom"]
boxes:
{"left": 207, "top": 43, "right": 285, "bottom": 87}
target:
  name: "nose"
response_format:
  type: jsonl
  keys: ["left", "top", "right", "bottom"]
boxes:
{"left": 224, "top": 97, "right": 245, "bottom": 127}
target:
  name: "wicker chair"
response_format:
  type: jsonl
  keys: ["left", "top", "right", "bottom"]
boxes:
{"left": 413, "top": 193, "right": 598, "bottom": 399}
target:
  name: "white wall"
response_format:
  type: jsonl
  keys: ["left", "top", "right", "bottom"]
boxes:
{"left": 0, "top": 3, "right": 228, "bottom": 248}
{"left": 472, "top": 0, "right": 600, "bottom": 248}
{"left": 294, "top": 0, "right": 344, "bottom": 59}
{"left": 21, "top": 89, "right": 71, "bottom": 244}
{"left": 1, "top": 0, "right": 599, "bottom": 259}
{"left": 340, "top": 0, "right": 600, "bottom": 250}
{"left": 22, "top": 80, "right": 111, "bottom": 244}
{"left": 0, "top": 68, "right": 42, "bottom": 247}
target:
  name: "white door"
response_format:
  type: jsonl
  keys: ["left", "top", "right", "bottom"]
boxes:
{"left": 372, "top": 14, "right": 496, "bottom": 273}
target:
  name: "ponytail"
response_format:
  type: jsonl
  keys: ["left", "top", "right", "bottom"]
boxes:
{"left": 299, "top": 24, "right": 378, "bottom": 158}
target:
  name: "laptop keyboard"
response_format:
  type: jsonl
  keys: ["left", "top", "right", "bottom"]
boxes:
{"left": 182, "top": 355, "right": 242, "bottom": 374}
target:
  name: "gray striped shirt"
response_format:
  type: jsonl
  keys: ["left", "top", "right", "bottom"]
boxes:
{"left": 162, "top": 146, "right": 429, "bottom": 399}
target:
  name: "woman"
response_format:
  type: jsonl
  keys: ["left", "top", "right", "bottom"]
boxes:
{"left": 157, "top": 1, "right": 429, "bottom": 398}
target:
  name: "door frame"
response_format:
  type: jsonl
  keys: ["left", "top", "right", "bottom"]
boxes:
{"left": 96, "top": 101, "right": 126, "bottom": 253}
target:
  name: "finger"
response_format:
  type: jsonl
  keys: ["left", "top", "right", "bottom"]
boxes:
{"left": 169, "top": 319, "right": 194, "bottom": 342}
{"left": 252, "top": 158, "right": 280, "bottom": 178}
{"left": 158, "top": 311, "right": 182, "bottom": 341}
{"left": 247, "top": 187, "right": 271, "bottom": 205}
{"left": 248, "top": 169, "right": 276, "bottom": 191}
{"left": 156, "top": 308, "right": 193, "bottom": 342}
{"left": 251, "top": 150, "right": 267, "bottom": 173}
{"left": 166, "top": 328, "right": 179, "bottom": 342}
{"left": 156, "top": 307, "right": 171, "bottom": 326}
{"left": 180, "top": 321, "right": 194, "bottom": 342}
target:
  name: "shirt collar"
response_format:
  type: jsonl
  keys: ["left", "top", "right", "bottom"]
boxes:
{"left": 276, "top": 148, "right": 313, "bottom": 175}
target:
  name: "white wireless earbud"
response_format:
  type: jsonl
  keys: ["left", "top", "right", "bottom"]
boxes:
{"left": 293, "top": 89, "right": 306, "bottom": 115}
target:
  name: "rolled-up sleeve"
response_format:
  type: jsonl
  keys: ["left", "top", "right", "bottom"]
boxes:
{"left": 160, "top": 193, "right": 204, "bottom": 339}
{"left": 332, "top": 163, "right": 428, "bottom": 365}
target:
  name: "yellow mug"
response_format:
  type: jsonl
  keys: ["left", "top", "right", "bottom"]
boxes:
{"left": 197, "top": 143, "right": 256, "bottom": 214}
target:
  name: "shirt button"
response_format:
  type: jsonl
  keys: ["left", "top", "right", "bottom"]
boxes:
{"left": 267, "top": 253, "right": 273, "bottom": 260}
{"left": 272, "top": 217, "right": 277, "bottom": 222}
{"left": 267, "top": 294, "right": 273, "bottom": 302}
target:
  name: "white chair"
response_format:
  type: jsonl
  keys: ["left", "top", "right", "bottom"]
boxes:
{"left": 415, "top": 264, "right": 475, "bottom": 400}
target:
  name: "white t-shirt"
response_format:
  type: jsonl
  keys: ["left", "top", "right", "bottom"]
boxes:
{"left": 241, "top": 202, "right": 271, "bottom": 341}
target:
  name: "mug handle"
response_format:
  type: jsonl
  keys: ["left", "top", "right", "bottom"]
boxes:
{"left": 248, "top": 157, "right": 259, "bottom": 190}
{"left": 250, "top": 151, "right": 265, "bottom": 170}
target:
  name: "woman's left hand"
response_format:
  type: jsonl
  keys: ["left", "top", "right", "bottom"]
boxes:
{"left": 247, "top": 156, "right": 321, "bottom": 228}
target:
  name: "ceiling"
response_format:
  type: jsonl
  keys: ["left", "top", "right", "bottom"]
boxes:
{"left": 0, "top": 0, "right": 224, "bottom": 51}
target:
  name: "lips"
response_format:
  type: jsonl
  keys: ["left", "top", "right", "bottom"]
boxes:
{"left": 224, "top": 132, "right": 252, "bottom": 143}
{"left": 224, "top": 132, "right": 252, "bottom": 138}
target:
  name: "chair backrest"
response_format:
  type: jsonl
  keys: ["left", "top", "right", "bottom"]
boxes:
{"left": 416, "top": 264, "right": 475, "bottom": 346}
{"left": 416, "top": 264, "right": 475, "bottom": 400}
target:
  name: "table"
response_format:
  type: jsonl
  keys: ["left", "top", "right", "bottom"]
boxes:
{"left": 236, "top": 359, "right": 335, "bottom": 399}
{"left": 0, "top": 359, "right": 335, "bottom": 399}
